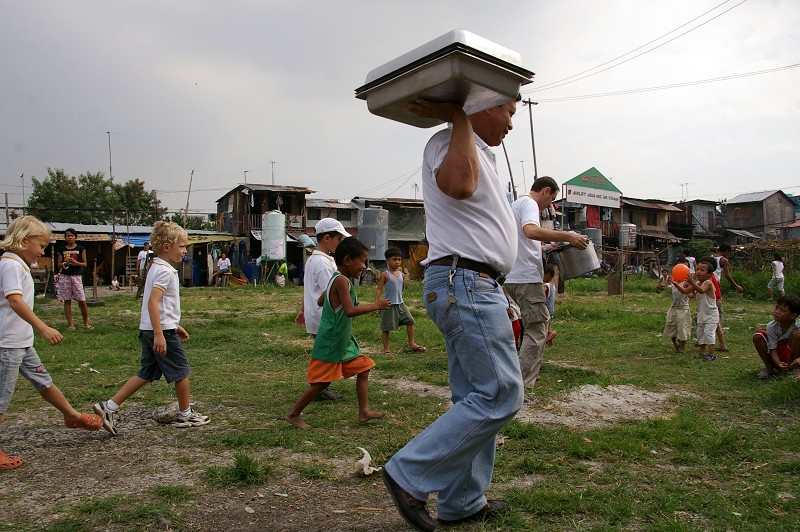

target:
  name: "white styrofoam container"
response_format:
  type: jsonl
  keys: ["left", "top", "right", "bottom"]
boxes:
{"left": 355, "top": 30, "right": 534, "bottom": 128}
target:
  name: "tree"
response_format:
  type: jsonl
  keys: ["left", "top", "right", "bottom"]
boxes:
{"left": 169, "top": 211, "right": 215, "bottom": 231}
{"left": 26, "top": 168, "right": 166, "bottom": 225}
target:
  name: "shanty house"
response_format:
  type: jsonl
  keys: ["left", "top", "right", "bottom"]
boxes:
{"left": 720, "top": 190, "right": 794, "bottom": 239}
{"left": 216, "top": 183, "right": 313, "bottom": 268}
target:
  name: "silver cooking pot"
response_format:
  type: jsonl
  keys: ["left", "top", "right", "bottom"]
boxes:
{"left": 550, "top": 242, "right": 601, "bottom": 280}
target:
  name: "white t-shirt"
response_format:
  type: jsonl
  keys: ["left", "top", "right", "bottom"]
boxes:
{"left": 686, "top": 256, "right": 696, "bottom": 275}
{"left": 505, "top": 195, "right": 543, "bottom": 284}
{"left": 137, "top": 249, "right": 150, "bottom": 272}
{"left": 421, "top": 128, "right": 516, "bottom": 274}
{"left": 772, "top": 260, "right": 784, "bottom": 279}
{"left": 303, "top": 250, "right": 336, "bottom": 335}
{"left": 713, "top": 255, "right": 723, "bottom": 281}
{"left": 217, "top": 257, "right": 231, "bottom": 272}
{"left": 140, "top": 257, "right": 181, "bottom": 330}
{"left": 0, "top": 253, "right": 35, "bottom": 348}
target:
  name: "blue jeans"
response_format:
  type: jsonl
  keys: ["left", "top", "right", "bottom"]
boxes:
{"left": 385, "top": 265, "right": 524, "bottom": 521}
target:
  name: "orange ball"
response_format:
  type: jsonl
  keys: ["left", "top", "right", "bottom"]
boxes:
{"left": 671, "top": 263, "right": 690, "bottom": 282}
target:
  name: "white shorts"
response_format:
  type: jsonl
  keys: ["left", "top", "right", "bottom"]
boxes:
{"left": 696, "top": 321, "right": 718, "bottom": 346}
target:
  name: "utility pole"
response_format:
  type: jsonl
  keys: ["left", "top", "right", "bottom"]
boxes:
{"left": 270, "top": 161, "right": 276, "bottom": 185}
{"left": 184, "top": 169, "right": 194, "bottom": 226}
{"left": 20, "top": 174, "right": 25, "bottom": 211}
{"left": 412, "top": 183, "right": 419, "bottom": 200}
{"left": 519, "top": 161, "right": 527, "bottom": 194}
{"left": 522, "top": 100, "right": 539, "bottom": 181}
{"left": 243, "top": 170, "right": 248, "bottom": 185}
{"left": 106, "top": 132, "right": 113, "bottom": 179}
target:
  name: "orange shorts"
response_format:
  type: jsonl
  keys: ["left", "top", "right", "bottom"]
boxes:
{"left": 307, "top": 354, "right": 375, "bottom": 384}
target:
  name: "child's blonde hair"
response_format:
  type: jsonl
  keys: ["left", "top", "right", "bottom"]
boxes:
{"left": 150, "top": 221, "right": 188, "bottom": 253}
{"left": 0, "top": 215, "right": 51, "bottom": 253}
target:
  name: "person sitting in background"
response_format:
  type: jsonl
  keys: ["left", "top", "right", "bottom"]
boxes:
{"left": 214, "top": 253, "right": 231, "bottom": 287}
{"left": 753, "top": 294, "right": 800, "bottom": 379}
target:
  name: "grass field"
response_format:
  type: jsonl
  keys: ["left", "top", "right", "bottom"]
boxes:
{"left": 3, "top": 273, "right": 799, "bottom": 531}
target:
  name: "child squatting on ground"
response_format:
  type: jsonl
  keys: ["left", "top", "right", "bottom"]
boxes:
{"left": 673, "top": 258, "right": 719, "bottom": 361}
{"left": 658, "top": 259, "right": 692, "bottom": 354}
{"left": 0, "top": 216, "right": 107, "bottom": 470}
{"left": 753, "top": 294, "right": 800, "bottom": 380}
{"left": 375, "top": 247, "right": 426, "bottom": 355}
{"left": 283, "top": 237, "right": 391, "bottom": 429}
{"left": 93, "top": 221, "right": 209, "bottom": 436}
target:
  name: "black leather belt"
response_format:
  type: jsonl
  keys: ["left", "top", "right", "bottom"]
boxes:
{"left": 428, "top": 256, "right": 505, "bottom": 283}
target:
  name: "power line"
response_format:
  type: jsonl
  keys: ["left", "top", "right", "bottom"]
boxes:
{"left": 532, "top": 63, "right": 799, "bottom": 102}
{"left": 526, "top": 0, "right": 749, "bottom": 94}
{"left": 352, "top": 166, "right": 421, "bottom": 198}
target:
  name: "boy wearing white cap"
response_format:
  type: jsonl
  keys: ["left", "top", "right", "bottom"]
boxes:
{"left": 295, "top": 218, "right": 351, "bottom": 400}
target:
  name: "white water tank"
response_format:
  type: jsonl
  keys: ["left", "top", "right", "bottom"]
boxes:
{"left": 581, "top": 228, "right": 602, "bottom": 248}
{"left": 262, "top": 210, "right": 286, "bottom": 260}
{"left": 357, "top": 207, "right": 389, "bottom": 261}
{"left": 619, "top": 223, "right": 637, "bottom": 249}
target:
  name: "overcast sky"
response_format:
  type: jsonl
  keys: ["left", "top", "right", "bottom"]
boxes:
{"left": 1, "top": 0, "right": 798, "bottom": 216}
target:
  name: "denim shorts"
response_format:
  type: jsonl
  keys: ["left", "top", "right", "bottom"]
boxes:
{"left": 137, "top": 329, "right": 191, "bottom": 384}
{"left": 0, "top": 346, "right": 53, "bottom": 412}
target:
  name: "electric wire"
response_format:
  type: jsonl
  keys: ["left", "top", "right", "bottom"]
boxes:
{"left": 531, "top": 63, "right": 800, "bottom": 102}
{"left": 525, "top": 0, "right": 749, "bottom": 94}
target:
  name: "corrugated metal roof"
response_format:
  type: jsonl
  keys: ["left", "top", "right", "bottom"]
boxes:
{"left": 622, "top": 198, "right": 683, "bottom": 212}
{"left": 306, "top": 199, "right": 356, "bottom": 209}
{"left": 216, "top": 183, "right": 315, "bottom": 202}
{"left": 638, "top": 229, "right": 682, "bottom": 242}
{"left": 727, "top": 190, "right": 783, "bottom": 204}
{"left": 725, "top": 228, "right": 761, "bottom": 239}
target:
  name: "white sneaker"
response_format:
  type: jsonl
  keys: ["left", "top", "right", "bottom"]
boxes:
{"left": 92, "top": 401, "right": 118, "bottom": 436}
{"left": 174, "top": 410, "right": 210, "bottom": 428}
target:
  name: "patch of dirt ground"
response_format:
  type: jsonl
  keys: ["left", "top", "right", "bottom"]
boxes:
{"left": 1, "top": 375, "right": 694, "bottom": 531}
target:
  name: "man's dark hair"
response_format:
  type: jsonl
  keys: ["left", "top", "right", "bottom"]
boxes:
{"left": 543, "top": 263, "right": 556, "bottom": 277}
{"left": 65, "top": 228, "right": 78, "bottom": 237}
{"left": 335, "top": 237, "right": 368, "bottom": 266}
{"left": 718, "top": 243, "right": 731, "bottom": 253}
{"left": 384, "top": 247, "right": 402, "bottom": 260}
{"left": 531, "top": 176, "right": 559, "bottom": 194}
{"left": 773, "top": 253, "right": 782, "bottom": 262}
{"left": 777, "top": 295, "right": 800, "bottom": 316}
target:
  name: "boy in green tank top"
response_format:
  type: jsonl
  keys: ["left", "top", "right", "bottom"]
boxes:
{"left": 282, "top": 237, "right": 391, "bottom": 429}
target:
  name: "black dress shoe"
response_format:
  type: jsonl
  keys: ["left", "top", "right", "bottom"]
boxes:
{"left": 381, "top": 469, "right": 437, "bottom": 532}
{"left": 438, "top": 499, "right": 510, "bottom": 525}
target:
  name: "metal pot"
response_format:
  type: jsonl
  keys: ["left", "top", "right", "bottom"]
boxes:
{"left": 551, "top": 242, "right": 600, "bottom": 280}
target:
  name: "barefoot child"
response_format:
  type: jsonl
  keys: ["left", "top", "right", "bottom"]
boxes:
{"left": 0, "top": 216, "right": 106, "bottom": 470}
{"left": 283, "top": 237, "right": 391, "bottom": 429}
{"left": 375, "top": 247, "right": 426, "bottom": 355}
{"left": 753, "top": 294, "right": 800, "bottom": 379}
{"left": 93, "top": 221, "right": 209, "bottom": 435}
{"left": 295, "top": 218, "right": 350, "bottom": 401}
{"left": 674, "top": 258, "right": 719, "bottom": 361}
{"left": 660, "top": 259, "right": 692, "bottom": 354}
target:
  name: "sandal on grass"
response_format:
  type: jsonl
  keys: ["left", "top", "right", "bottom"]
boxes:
{"left": 0, "top": 450, "right": 23, "bottom": 470}
{"left": 64, "top": 413, "right": 103, "bottom": 431}
{"left": 409, "top": 345, "right": 427, "bottom": 352}
{"left": 83, "top": 324, "right": 94, "bottom": 331}
{"left": 757, "top": 368, "right": 772, "bottom": 380}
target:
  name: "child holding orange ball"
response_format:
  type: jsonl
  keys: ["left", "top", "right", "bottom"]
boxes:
{"left": 659, "top": 259, "right": 692, "bottom": 353}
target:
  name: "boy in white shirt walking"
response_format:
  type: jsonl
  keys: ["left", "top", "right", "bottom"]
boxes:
{"left": 93, "top": 221, "right": 209, "bottom": 435}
